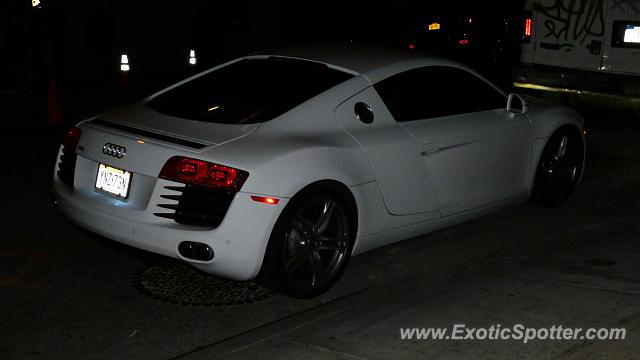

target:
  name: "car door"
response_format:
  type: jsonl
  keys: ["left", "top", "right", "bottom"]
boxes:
{"left": 334, "top": 86, "right": 440, "bottom": 217}
{"left": 374, "top": 65, "right": 533, "bottom": 216}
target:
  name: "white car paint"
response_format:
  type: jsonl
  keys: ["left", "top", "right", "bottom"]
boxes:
{"left": 53, "top": 45, "right": 585, "bottom": 282}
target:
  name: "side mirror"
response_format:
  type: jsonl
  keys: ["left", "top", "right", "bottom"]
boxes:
{"left": 507, "top": 93, "right": 528, "bottom": 115}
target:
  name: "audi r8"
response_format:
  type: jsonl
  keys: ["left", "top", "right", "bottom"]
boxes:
{"left": 53, "top": 45, "right": 585, "bottom": 298}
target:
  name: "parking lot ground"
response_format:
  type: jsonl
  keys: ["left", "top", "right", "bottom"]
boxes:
{"left": 191, "top": 222, "right": 640, "bottom": 359}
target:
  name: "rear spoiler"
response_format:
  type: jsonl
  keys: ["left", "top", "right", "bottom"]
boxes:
{"left": 90, "top": 119, "right": 207, "bottom": 149}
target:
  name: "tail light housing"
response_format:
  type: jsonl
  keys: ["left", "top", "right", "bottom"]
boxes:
{"left": 62, "top": 126, "right": 82, "bottom": 148}
{"left": 159, "top": 156, "right": 249, "bottom": 191}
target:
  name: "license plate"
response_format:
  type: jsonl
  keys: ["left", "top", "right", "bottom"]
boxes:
{"left": 95, "top": 163, "right": 131, "bottom": 198}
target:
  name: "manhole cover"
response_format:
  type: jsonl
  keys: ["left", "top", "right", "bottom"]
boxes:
{"left": 133, "top": 265, "right": 274, "bottom": 306}
{"left": 586, "top": 258, "right": 617, "bottom": 267}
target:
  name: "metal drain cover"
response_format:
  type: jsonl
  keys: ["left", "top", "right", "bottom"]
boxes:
{"left": 133, "top": 264, "right": 274, "bottom": 306}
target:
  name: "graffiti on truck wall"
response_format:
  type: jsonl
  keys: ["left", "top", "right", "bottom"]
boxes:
{"left": 535, "top": 0, "right": 606, "bottom": 51}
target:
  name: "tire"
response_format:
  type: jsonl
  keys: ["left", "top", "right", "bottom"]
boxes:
{"left": 531, "top": 126, "right": 585, "bottom": 207}
{"left": 258, "top": 187, "right": 356, "bottom": 298}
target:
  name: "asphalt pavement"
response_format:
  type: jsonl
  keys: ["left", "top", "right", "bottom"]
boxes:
{"left": 1, "top": 92, "right": 639, "bottom": 359}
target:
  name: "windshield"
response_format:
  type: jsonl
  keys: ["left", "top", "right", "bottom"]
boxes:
{"left": 147, "top": 57, "right": 354, "bottom": 124}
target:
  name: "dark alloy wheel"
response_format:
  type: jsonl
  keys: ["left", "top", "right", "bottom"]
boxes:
{"left": 259, "top": 188, "right": 355, "bottom": 298}
{"left": 532, "top": 127, "right": 584, "bottom": 207}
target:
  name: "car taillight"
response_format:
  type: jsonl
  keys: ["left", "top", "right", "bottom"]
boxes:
{"left": 62, "top": 126, "right": 82, "bottom": 148}
{"left": 523, "top": 12, "right": 532, "bottom": 42}
{"left": 159, "top": 156, "right": 249, "bottom": 191}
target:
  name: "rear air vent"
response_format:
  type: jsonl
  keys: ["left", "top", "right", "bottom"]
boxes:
{"left": 57, "top": 145, "right": 77, "bottom": 187}
{"left": 154, "top": 184, "right": 235, "bottom": 227}
{"left": 91, "top": 119, "right": 207, "bottom": 149}
{"left": 57, "top": 127, "right": 82, "bottom": 187}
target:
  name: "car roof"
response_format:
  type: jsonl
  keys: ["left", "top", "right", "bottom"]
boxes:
{"left": 251, "top": 43, "right": 437, "bottom": 75}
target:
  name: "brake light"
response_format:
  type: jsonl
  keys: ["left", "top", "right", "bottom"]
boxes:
{"left": 523, "top": 13, "right": 532, "bottom": 42}
{"left": 62, "top": 126, "right": 82, "bottom": 148}
{"left": 159, "top": 156, "right": 249, "bottom": 191}
{"left": 459, "top": 39, "right": 469, "bottom": 45}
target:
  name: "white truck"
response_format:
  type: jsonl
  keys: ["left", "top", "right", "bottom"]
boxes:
{"left": 520, "top": 0, "right": 640, "bottom": 77}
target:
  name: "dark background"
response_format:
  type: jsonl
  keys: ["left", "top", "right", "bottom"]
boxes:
{"left": 1, "top": 0, "right": 525, "bottom": 130}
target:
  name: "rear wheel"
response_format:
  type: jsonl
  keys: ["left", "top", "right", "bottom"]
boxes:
{"left": 531, "top": 127, "right": 584, "bottom": 207}
{"left": 259, "top": 188, "right": 355, "bottom": 298}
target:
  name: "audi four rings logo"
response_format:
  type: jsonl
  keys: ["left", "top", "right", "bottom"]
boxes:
{"left": 103, "top": 143, "right": 126, "bottom": 158}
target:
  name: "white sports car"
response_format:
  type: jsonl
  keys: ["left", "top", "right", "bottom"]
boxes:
{"left": 53, "top": 45, "right": 585, "bottom": 297}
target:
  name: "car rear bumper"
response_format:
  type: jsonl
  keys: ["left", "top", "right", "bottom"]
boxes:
{"left": 53, "top": 178, "right": 287, "bottom": 281}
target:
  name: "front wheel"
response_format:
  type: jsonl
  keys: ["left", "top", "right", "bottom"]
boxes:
{"left": 531, "top": 127, "right": 585, "bottom": 207}
{"left": 259, "top": 189, "right": 355, "bottom": 298}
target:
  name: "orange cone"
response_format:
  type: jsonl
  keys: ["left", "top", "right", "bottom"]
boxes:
{"left": 48, "top": 78, "right": 62, "bottom": 127}
{"left": 119, "top": 54, "right": 131, "bottom": 87}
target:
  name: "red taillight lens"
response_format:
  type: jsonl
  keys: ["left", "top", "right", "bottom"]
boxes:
{"left": 523, "top": 13, "right": 532, "bottom": 42}
{"left": 62, "top": 126, "right": 82, "bottom": 148}
{"left": 159, "top": 156, "right": 249, "bottom": 191}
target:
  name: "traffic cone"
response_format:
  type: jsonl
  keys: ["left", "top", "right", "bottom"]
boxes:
{"left": 48, "top": 78, "right": 62, "bottom": 127}
{"left": 119, "top": 54, "right": 130, "bottom": 87}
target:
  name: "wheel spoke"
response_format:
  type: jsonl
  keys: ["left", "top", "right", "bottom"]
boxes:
{"left": 308, "top": 251, "right": 323, "bottom": 287}
{"left": 316, "top": 235, "right": 338, "bottom": 243}
{"left": 292, "top": 221, "right": 306, "bottom": 235}
{"left": 555, "top": 135, "right": 568, "bottom": 160}
{"left": 557, "top": 159, "right": 578, "bottom": 179}
{"left": 313, "top": 200, "right": 336, "bottom": 234}
{"left": 293, "top": 215, "right": 314, "bottom": 235}
{"left": 318, "top": 243, "right": 341, "bottom": 251}
{"left": 286, "top": 251, "right": 308, "bottom": 273}
{"left": 316, "top": 236, "right": 344, "bottom": 251}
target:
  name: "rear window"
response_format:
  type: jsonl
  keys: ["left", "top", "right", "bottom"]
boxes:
{"left": 147, "top": 58, "right": 354, "bottom": 124}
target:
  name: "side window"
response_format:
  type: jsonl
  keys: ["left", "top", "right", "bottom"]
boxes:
{"left": 374, "top": 66, "right": 506, "bottom": 122}
{"left": 611, "top": 21, "right": 640, "bottom": 49}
